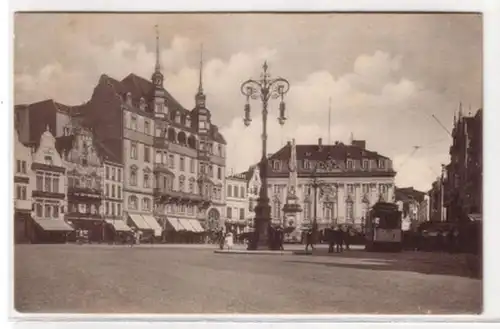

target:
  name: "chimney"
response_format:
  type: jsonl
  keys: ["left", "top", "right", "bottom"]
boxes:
{"left": 352, "top": 140, "right": 366, "bottom": 149}
{"left": 287, "top": 141, "right": 291, "bottom": 147}
{"left": 318, "top": 138, "right": 323, "bottom": 146}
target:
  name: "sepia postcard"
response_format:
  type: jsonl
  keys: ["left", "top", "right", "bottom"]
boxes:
{"left": 12, "top": 12, "right": 483, "bottom": 316}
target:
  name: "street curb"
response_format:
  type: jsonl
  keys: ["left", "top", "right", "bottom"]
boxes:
{"left": 214, "top": 249, "right": 294, "bottom": 255}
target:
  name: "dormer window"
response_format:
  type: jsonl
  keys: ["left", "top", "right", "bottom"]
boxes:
{"left": 346, "top": 159, "right": 353, "bottom": 169}
{"left": 44, "top": 155, "right": 53, "bottom": 165}
{"left": 139, "top": 97, "right": 147, "bottom": 111}
{"left": 186, "top": 117, "right": 191, "bottom": 128}
{"left": 303, "top": 159, "right": 310, "bottom": 170}
{"left": 362, "top": 159, "right": 369, "bottom": 170}
{"left": 126, "top": 92, "right": 132, "bottom": 106}
{"left": 170, "top": 110, "right": 176, "bottom": 122}
{"left": 175, "top": 112, "right": 181, "bottom": 124}
{"left": 272, "top": 160, "right": 281, "bottom": 171}
{"left": 378, "top": 159, "right": 385, "bottom": 169}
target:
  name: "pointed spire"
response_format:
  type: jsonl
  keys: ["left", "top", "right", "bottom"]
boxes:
{"left": 155, "top": 24, "right": 160, "bottom": 72}
{"left": 349, "top": 132, "right": 354, "bottom": 145}
{"left": 198, "top": 43, "right": 204, "bottom": 94}
{"left": 46, "top": 124, "right": 50, "bottom": 132}
{"left": 458, "top": 101, "right": 463, "bottom": 119}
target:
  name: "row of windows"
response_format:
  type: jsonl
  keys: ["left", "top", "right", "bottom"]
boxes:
{"left": 105, "top": 201, "right": 122, "bottom": 217}
{"left": 35, "top": 172, "right": 61, "bottom": 193}
{"left": 68, "top": 175, "right": 101, "bottom": 190}
{"left": 68, "top": 203, "right": 99, "bottom": 215}
{"left": 226, "top": 207, "right": 245, "bottom": 220}
{"left": 127, "top": 113, "right": 153, "bottom": 135}
{"left": 129, "top": 169, "right": 152, "bottom": 188}
{"left": 297, "top": 183, "right": 392, "bottom": 197}
{"left": 16, "top": 160, "right": 28, "bottom": 174}
{"left": 105, "top": 183, "right": 122, "bottom": 199}
{"left": 226, "top": 185, "right": 246, "bottom": 198}
{"left": 34, "top": 203, "right": 60, "bottom": 219}
{"left": 271, "top": 159, "right": 387, "bottom": 171}
{"left": 168, "top": 203, "right": 197, "bottom": 216}
{"left": 105, "top": 166, "right": 122, "bottom": 182}
{"left": 128, "top": 195, "right": 152, "bottom": 212}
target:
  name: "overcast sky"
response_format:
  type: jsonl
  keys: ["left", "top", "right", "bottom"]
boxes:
{"left": 14, "top": 13, "right": 482, "bottom": 191}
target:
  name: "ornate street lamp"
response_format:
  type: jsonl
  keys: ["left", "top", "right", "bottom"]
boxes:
{"left": 241, "top": 61, "right": 290, "bottom": 250}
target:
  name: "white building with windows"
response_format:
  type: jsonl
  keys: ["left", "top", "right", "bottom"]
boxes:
{"left": 225, "top": 173, "right": 250, "bottom": 234}
{"left": 27, "top": 126, "right": 73, "bottom": 242}
{"left": 245, "top": 138, "right": 396, "bottom": 233}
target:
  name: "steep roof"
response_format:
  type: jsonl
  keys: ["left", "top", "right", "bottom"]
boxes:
{"left": 94, "top": 138, "right": 122, "bottom": 165}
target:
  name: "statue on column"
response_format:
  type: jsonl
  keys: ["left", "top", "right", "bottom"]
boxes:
{"left": 283, "top": 139, "right": 302, "bottom": 240}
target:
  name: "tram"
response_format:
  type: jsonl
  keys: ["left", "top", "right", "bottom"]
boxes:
{"left": 364, "top": 202, "right": 403, "bottom": 252}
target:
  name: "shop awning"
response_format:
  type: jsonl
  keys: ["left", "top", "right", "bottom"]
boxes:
{"left": 106, "top": 219, "right": 131, "bottom": 232}
{"left": 141, "top": 215, "right": 162, "bottom": 237}
{"left": 34, "top": 219, "right": 74, "bottom": 232}
{"left": 166, "top": 217, "right": 184, "bottom": 231}
{"left": 128, "top": 213, "right": 150, "bottom": 230}
{"left": 187, "top": 219, "right": 204, "bottom": 232}
{"left": 178, "top": 218, "right": 196, "bottom": 232}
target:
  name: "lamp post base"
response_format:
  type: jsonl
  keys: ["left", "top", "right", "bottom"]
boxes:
{"left": 248, "top": 199, "right": 272, "bottom": 250}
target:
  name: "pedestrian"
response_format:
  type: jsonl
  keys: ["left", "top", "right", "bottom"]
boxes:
{"left": 335, "top": 226, "right": 344, "bottom": 253}
{"left": 277, "top": 226, "right": 285, "bottom": 251}
{"left": 305, "top": 227, "right": 314, "bottom": 253}
{"left": 344, "top": 226, "right": 351, "bottom": 251}
{"left": 225, "top": 232, "right": 234, "bottom": 250}
{"left": 327, "top": 226, "right": 335, "bottom": 253}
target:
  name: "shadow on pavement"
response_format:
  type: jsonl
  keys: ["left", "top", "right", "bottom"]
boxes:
{"left": 287, "top": 250, "right": 482, "bottom": 279}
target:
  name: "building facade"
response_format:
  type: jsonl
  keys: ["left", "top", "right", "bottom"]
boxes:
{"left": 28, "top": 127, "right": 73, "bottom": 243}
{"left": 225, "top": 173, "right": 250, "bottom": 234}
{"left": 56, "top": 124, "right": 105, "bottom": 242}
{"left": 444, "top": 107, "right": 482, "bottom": 222}
{"left": 246, "top": 138, "right": 396, "bottom": 232}
{"left": 13, "top": 130, "right": 33, "bottom": 243}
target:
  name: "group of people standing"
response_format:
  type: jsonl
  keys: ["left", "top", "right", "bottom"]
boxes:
{"left": 304, "top": 225, "right": 352, "bottom": 253}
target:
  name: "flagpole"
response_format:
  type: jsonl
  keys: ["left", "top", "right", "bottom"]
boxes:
{"left": 328, "top": 97, "right": 332, "bottom": 145}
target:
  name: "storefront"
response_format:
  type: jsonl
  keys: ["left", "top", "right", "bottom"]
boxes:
{"left": 30, "top": 218, "right": 74, "bottom": 244}
{"left": 163, "top": 217, "right": 205, "bottom": 243}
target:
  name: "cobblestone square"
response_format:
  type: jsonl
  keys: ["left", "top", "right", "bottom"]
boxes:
{"left": 14, "top": 244, "right": 481, "bottom": 314}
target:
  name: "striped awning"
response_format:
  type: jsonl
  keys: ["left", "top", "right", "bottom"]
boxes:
{"left": 106, "top": 219, "right": 131, "bottom": 232}
{"left": 141, "top": 215, "right": 162, "bottom": 237}
{"left": 166, "top": 217, "right": 184, "bottom": 231}
{"left": 178, "top": 218, "right": 195, "bottom": 231}
{"left": 128, "top": 213, "right": 150, "bottom": 230}
{"left": 187, "top": 219, "right": 204, "bottom": 232}
{"left": 34, "top": 218, "right": 74, "bottom": 232}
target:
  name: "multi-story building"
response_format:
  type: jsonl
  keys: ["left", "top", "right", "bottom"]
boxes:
{"left": 75, "top": 32, "right": 226, "bottom": 239}
{"left": 13, "top": 130, "right": 33, "bottom": 243}
{"left": 26, "top": 126, "right": 73, "bottom": 243}
{"left": 225, "top": 173, "right": 249, "bottom": 234}
{"left": 395, "top": 186, "right": 427, "bottom": 230}
{"left": 428, "top": 176, "right": 446, "bottom": 222}
{"left": 244, "top": 138, "right": 396, "bottom": 232}
{"left": 99, "top": 145, "right": 128, "bottom": 233}
{"left": 56, "top": 123, "right": 105, "bottom": 242}
{"left": 444, "top": 107, "right": 483, "bottom": 222}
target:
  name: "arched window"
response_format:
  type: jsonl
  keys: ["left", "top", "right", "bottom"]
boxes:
{"left": 177, "top": 131, "right": 187, "bottom": 145}
{"left": 129, "top": 166, "right": 138, "bottom": 186}
{"left": 187, "top": 135, "right": 196, "bottom": 149}
{"left": 167, "top": 128, "right": 176, "bottom": 142}
{"left": 128, "top": 195, "right": 138, "bottom": 210}
{"left": 143, "top": 173, "right": 150, "bottom": 188}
